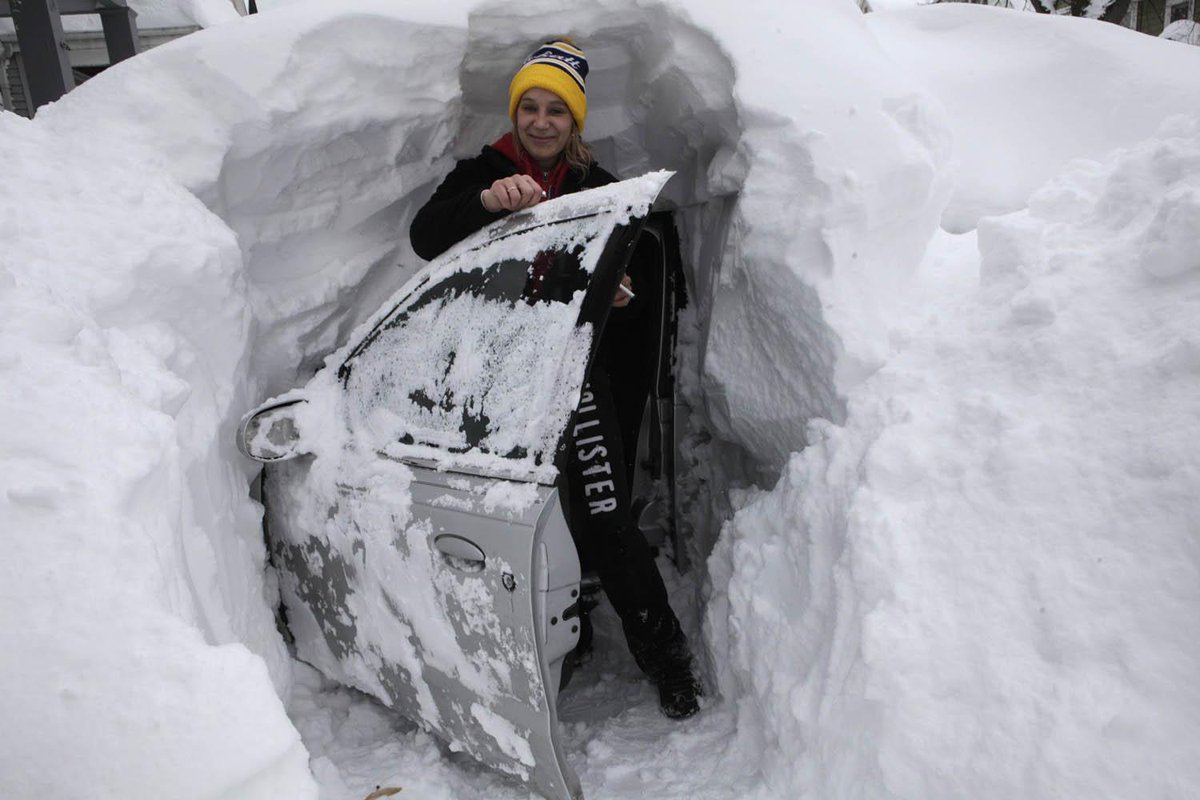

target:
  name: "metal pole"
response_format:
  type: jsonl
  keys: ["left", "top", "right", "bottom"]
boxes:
{"left": 9, "top": 0, "right": 74, "bottom": 112}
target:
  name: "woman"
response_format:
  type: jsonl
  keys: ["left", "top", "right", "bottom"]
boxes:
{"left": 409, "top": 40, "right": 701, "bottom": 720}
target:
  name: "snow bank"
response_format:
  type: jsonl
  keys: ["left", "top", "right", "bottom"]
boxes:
{"left": 3, "top": 3, "right": 471, "bottom": 798}
{"left": 868, "top": 4, "right": 1200, "bottom": 231}
{"left": 33, "top": 2, "right": 470, "bottom": 397}
{"left": 0, "top": 109, "right": 313, "bottom": 798}
{"left": 674, "top": 0, "right": 951, "bottom": 469}
{"left": 706, "top": 113, "right": 1200, "bottom": 799}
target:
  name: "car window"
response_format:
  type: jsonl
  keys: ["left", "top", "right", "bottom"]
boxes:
{"left": 336, "top": 214, "right": 620, "bottom": 484}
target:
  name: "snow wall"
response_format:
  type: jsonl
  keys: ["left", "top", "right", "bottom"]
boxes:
{"left": 704, "top": 9, "right": 1200, "bottom": 800}
{"left": 868, "top": 4, "right": 1200, "bottom": 232}
{"left": 3, "top": 0, "right": 1200, "bottom": 798}
{"left": 707, "top": 110, "right": 1200, "bottom": 799}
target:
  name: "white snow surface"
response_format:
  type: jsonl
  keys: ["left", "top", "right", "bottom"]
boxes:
{"left": 2, "top": 1, "right": 1199, "bottom": 799}
{"left": 867, "top": 4, "right": 1200, "bottom": 231}
{"left": 706, "top": 113, "right": 1200, "bottom": 799}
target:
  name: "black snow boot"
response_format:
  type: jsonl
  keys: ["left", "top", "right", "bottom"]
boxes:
{"left": 627, "top": 614, "right": 702, "bottom": 719}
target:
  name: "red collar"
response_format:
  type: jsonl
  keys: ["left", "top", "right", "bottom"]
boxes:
{"left": 491, "top": 133, "right": 570, "bottom": 198}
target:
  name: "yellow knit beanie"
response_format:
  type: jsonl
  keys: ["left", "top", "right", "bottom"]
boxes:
{"left": 508, "top": 39, "right": 589, "bottom": 132}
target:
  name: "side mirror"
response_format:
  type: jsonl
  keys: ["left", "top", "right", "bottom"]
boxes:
{"left": 237, "top": 398, "right": 309, "bottom": 462}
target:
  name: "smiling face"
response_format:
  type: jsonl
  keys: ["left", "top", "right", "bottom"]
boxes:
{"left": 515, "top": 87, "right": 574, "bottom": 171}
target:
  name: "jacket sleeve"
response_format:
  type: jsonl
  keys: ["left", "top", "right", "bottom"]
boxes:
{"left": 409, "top": 157, "right": 510, "bottom": 261}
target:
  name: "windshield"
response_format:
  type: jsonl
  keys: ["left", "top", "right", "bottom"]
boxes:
{"left": 337, "top": 218, "right": 611, "bottom": 483}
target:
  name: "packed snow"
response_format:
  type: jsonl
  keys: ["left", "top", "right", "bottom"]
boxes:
{"left": 868, "top": 4, "right": 1200, "bottom": 231}
{"left": 2, "top": 1, "right": 1198, "bottom": 799}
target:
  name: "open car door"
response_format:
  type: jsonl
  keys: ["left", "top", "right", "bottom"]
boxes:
{"left": 248, "top": 173, "right": 672, "bottom": 800}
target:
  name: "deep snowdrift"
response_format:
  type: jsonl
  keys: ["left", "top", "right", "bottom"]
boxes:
{"left": 867, "top": 5, "right": 1200, "bottom": 231}
{"left": 707, "top": 112, "right": 1200, "bottom": 799}
{"left": 0, "top": 96, "right": 315, "bottom": 800}
{"left": 3, "top": 1, "right": 1199, "bottom": 799}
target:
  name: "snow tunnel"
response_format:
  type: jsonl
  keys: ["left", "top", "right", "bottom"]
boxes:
{"left": 455, "top": 5, "right": 757, "bottom": 558}
{"left": 218, "top": 11, "right": 763, "bottom": 792}
{"left": 209, "top": 7, "right": 756, "bottom": 563}
{"left": 212, "top": 2, "right": 884, "bottom": 565}
{"left": 189, "top": 0, "right": 948, "bottom": 723}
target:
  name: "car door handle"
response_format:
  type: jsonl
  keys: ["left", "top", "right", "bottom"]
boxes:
{"left": 433, "top": 534, "right": 486, "bottom": 571}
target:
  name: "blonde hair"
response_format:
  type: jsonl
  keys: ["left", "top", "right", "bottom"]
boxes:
{"left": 511, "top": 123, "right": 594, "bottom": 177}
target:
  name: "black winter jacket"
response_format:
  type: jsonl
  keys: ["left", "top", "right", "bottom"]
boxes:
{"left": 409, "top": 144, "right": 618, "bottom": 261}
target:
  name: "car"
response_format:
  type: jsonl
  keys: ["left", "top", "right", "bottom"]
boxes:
{"left": 237, "top": 172, "right": 687, "bottom": 800}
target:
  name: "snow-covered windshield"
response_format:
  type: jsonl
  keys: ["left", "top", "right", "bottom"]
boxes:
{"left": 337, "top": 214, "right": 609, "bottom": 483}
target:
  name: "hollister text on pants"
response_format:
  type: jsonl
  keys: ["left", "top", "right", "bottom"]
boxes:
{"left": 573, "top": 384, "right": 619, "bottom": 516}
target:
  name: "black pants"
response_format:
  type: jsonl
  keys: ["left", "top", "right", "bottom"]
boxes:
{"left": 565, "top": 367, "right": 675, "bottom": 641}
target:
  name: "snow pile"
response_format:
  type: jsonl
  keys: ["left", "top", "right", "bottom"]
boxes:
{"left": 706, "top": 113, "right": 1200, "bottom": 798}
{"left": 868, "top": 5, "right": 1200, "bottom": 230}
{"left": 32, "top": 2, "right": 471, "bottom": 396}
{"left": 676, "top": 0, "right": 951, "bottom": 470}
{"left": 1, "top": 4, "right": 471, "bottom": 798}
{"left": 0, "top": 110, "right": 314, "bottom": 797}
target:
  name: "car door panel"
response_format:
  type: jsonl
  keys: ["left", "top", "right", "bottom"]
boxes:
{"left": 267, "top": 461, "right": 582, "bottom": 798}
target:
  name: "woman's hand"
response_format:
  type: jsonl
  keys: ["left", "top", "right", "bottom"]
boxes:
{"left": 481, "top": 175, "right": 544, "bottom": 212}
{"left": 612, "top": 274, "right": 634, "bottom": 308}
